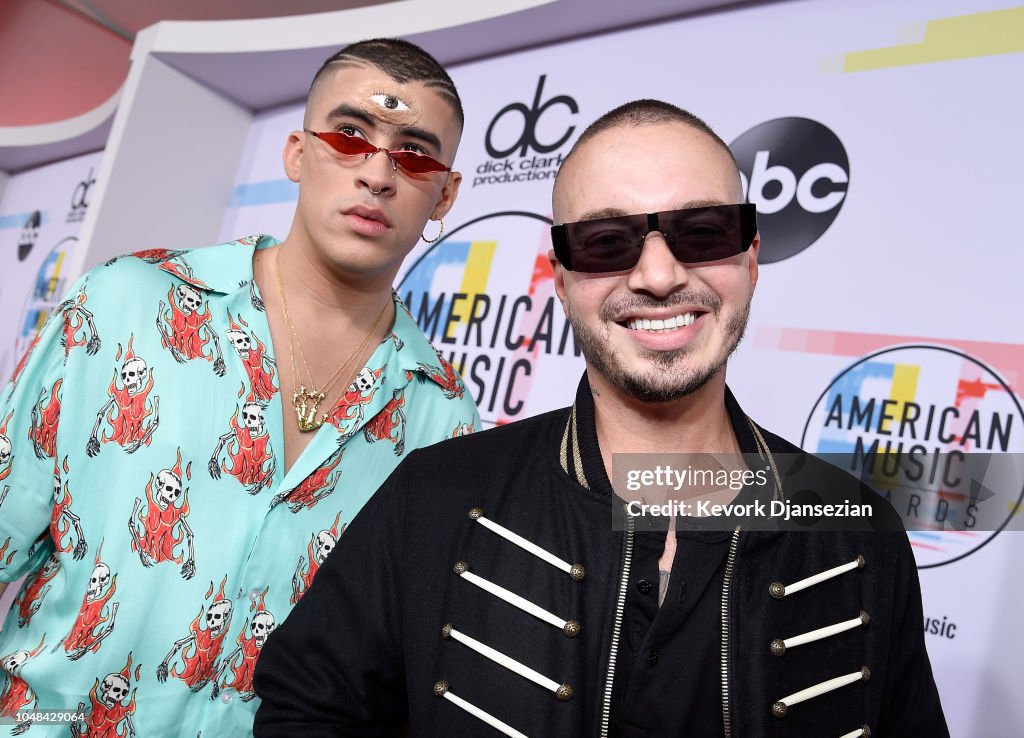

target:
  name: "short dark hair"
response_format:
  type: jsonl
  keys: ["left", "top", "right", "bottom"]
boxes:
{"left": 308, "top": 38, "right": 464, "bottom": 129}
{"left": 558, "top": 99, "right": 738, "bottom": 177}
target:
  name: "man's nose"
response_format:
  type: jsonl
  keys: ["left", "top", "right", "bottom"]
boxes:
{"left": 359, "top": 149, "right": 396, "bottom": 195}
{"left": 625, "top": 232, "right": 689, "bottom": 297}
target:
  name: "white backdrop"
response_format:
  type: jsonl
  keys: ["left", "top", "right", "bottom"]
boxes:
{"left": 3, "top": 0, "right": 1023, "bottom": 734}
{"left": 218, "top": 1, "right": 1024, "bottom": 734}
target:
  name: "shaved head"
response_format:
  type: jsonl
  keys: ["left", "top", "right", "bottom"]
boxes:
{"left": 306, "top": 38, "right": 463, "bottom": 131}
{"left": 553, "top": 99, "right": 742, "bottom": 220}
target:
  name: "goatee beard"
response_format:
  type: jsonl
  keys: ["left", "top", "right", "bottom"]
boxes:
{"left": 568, "top": 291, "right": 751, "bottom": 404}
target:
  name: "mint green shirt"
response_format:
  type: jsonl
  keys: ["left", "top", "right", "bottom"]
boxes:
{"left": 0, "top": 235, "right": 479, "bottom": 736}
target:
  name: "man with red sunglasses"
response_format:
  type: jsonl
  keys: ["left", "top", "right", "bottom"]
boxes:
{"left": 0, "top": 39, "right": 478, "bottom": 737}
{"left": 254, "top": 101, "right": 947, "bottom": 736}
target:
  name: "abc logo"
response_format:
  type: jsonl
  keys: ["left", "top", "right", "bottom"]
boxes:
{"left": 730, "top": 118, "right": 849, "bottom": 263}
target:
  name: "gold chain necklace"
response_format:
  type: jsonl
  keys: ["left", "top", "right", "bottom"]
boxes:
{"left": 274, "top": 249, "right": 389, "bottom": 432}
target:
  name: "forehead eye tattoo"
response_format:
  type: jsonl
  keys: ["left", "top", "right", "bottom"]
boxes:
{"left": 371, "top": 92, "right": 410, "bottom": 111}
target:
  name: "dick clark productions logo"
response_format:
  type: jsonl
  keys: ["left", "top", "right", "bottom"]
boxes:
{"left": 730, "top": 117, "right": 849, "bottom": 263}
{"left": 66, "top": 168, "right": 96, "bottom": 224}
{"left": 473, "top": 76, "right": 578, "bottom": 188}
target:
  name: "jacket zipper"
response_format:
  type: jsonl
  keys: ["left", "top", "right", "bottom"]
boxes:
{"left": 599, "top": 510, "right": 635, "bottom": 738}
{"left": 720, "top": 525, "right": 741, "bottom": 738}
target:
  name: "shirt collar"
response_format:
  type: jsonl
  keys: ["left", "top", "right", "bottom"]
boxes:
{"left": 563, "top": 373, "right": 774, "bottom": 495}
{"left": 154, "top": 234, "right": 458, "bottom": 388}
{"left": 388, "top": 295, "right": 459, "bottom": 378}
{"left": 561, "top": 374, "right": 787, "bottom": 539}
{"left": 155, "top": 234, "right": 274, "bottom": 295}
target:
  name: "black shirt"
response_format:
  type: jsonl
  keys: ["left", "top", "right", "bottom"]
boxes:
{"left": 611, "top": 529, "right": 730, "bottom": 736}
{"left": 572, "top": 388, "right": 735, "bottom": 736}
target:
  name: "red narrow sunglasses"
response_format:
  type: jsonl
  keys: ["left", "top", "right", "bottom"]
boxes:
{"left": 304, "top": 129, "right": 451, "bottom": 174}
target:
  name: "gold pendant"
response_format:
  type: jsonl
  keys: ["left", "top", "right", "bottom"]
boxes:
{"left": 293, "top": 386, "right": 326, "bottom": 432}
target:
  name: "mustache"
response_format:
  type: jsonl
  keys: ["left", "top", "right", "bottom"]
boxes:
{"left": 600, "top": 288, "right": 722, "bottom": 321}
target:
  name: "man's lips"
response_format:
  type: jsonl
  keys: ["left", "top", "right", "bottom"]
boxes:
{"left": 343, "top": 204, "right": 392, "bottom": 227}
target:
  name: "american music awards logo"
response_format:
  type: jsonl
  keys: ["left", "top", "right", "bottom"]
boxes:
{"left": 802, "top": 345, "right": 1024, "bottom": 567}
{"left": 397, "top": 211, "right": 584, "bottom": 427}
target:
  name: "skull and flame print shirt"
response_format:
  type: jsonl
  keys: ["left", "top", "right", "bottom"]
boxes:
{"left": 0, "top": 235, "right": 480, "bottom": 736}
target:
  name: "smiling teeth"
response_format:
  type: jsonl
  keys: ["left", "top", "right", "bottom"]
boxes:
{"left": 626, "top": 313, "right": 697, "bottom": 332}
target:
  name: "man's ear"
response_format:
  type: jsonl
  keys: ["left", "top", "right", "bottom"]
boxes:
{"left": 549, "top": 248, "right": 571, "bottom": 318}
{"left": 747, "top": 232, "right": 760, "bottom": 291}
{"left": 283, "top": 131, "right": 305, "bottom": 183}
{"left": 430, "top": 171, "right": 463, "bottom": 220}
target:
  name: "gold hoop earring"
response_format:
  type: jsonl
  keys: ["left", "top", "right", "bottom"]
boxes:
{"left": 421, "top": 218, "right": 444, "bottom": 244}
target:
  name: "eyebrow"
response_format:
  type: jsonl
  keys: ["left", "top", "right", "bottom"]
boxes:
{"left": 576, "top": 199, "right": 731, "bottom": 222}
{"left": 323, "top": 103, "right": 444, "bottom": 154}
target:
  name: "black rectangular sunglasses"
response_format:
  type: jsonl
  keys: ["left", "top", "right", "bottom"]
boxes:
{"left": 551, "top": 203, "right": 757, "bottom": 273}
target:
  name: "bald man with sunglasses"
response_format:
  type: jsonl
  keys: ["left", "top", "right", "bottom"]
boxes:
{"left": 0, "top": 39, "right": 478, "bottom": 737}
{"left": 254, "top": 100, "right": 947, "bottom": 737}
